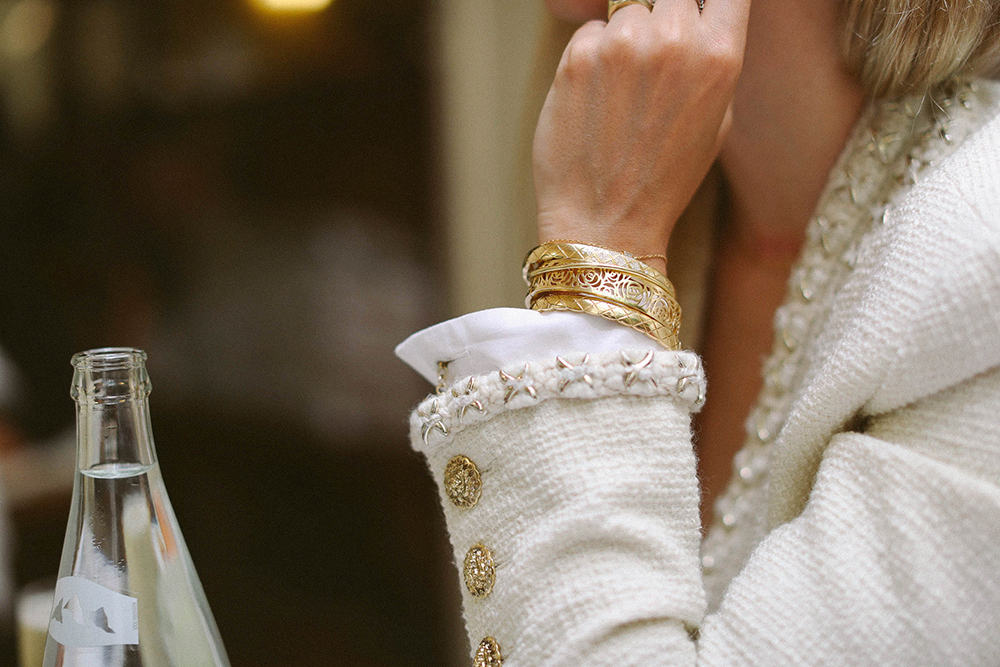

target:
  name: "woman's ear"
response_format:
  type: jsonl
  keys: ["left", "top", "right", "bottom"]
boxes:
{"left": 543, "top": 0, "right": 608, "bottom": 22}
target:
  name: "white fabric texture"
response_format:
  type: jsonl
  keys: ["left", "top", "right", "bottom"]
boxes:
{"left": 396, "top": 308, "right": 652, "bottom": 385}
{"left": 402, "top": 81, "right": 1000, "bottom": 666}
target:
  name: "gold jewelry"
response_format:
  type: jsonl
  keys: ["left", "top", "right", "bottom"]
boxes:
{"left": 637, "top": 253, "right": 668, "bottom": 264}
{"left": 607, "top": 0, "right": 654, "bottom": 20}
{"left": 523, "top": 242, "right": 681, "bottom": 350}
{"left": 527, "top": 265, "right": 678, "bottom": 325}
{"left": 532, "top": 293, "right": 679, "bottom": 349}
{"left": 527, "top": 257, "right": 675, "bottom": 309}
{"left": 544, "top": 239, "right": 667, "bottom": 268}
{"left": 526, "top": 242, "right": 674, "bottom": 294}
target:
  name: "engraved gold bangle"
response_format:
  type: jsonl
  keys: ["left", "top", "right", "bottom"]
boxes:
{"left": 527, "top": 287, "right": 680, "bottom": 349}
{"left": 527, "top": 267, "right": 680, "bottom": 328}
{"left": 523, "top": 242, "right": 681, "bottom": 350}
{"left": 527, "top": 259, "right": 675, "bottom": 300}
{"left": 543, "top": 239, "right": 665, "bottom": 265}
{"left": 531, "top": 293, "right": 680, "bottom": 350}
{"left": 524, "top": 242, "right": 674, "bottom": 295}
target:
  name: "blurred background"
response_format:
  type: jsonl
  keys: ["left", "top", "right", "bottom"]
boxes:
{"left": 0, "top": 0, "right": 561, "bottom": 664}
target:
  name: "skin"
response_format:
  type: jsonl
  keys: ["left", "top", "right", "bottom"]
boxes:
{"left": 535, "top": 0, "right": 864, "bottom": 523}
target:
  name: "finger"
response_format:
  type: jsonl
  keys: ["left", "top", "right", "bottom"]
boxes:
{"left": 607, "top": 1, "right": 655, "bottom": 23}
{"left": 650, "top": 0, "right": 699, "bottom": 24}
{"left": 556, "top": 18, "right": 606, "bottom": 70}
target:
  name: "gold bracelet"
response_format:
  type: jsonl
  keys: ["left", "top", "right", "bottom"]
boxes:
{"left": 538, "top": 239, "right": 669, "bottom": 272}
{"left": 637, "top": 253, "right": 668, "bottom": 264}
{"left": 524, "top": 242, "right": 675, "bottom": 295}
{"left": 523, "top": 242, "right": 681, "bottom": 350}
{"left": 527, "top": 266, "right": 680, "bottom": 328}
{"left": 531, "top": 293, "right": 680, "bottom": 350}
{"left": 526, "top": 257, "right": 674, "bottom": 298}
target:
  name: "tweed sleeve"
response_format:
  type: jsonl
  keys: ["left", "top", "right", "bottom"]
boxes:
{"left": 411, "top": 350, "right": 707, "bottom": 665}
{"left": 410, "top": 354, "right": 1000, "bottom": 666}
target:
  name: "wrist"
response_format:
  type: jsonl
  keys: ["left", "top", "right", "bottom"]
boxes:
{"left": 536, "top": 210, "right": 675, "bottom": 274}
{"left": 537, "top": 236, "right": 668, "bottom": 274}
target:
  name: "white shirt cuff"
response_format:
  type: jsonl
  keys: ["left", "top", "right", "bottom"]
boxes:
{"left": 395, "top": 307, "right": 655, "bottom": 385}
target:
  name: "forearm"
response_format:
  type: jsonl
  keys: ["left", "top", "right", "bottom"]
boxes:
{"left": 411, "top": 350, "right": 706, "bottom": 665}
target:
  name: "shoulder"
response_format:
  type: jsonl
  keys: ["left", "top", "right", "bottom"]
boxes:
{"left": 861, "top": 81, "right": 1000, "bottom": 413}
{"left": 895, "top": 85, "right": 1000, "bottom": 232}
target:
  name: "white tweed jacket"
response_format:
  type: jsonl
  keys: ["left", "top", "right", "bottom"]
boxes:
{"left": 405, "top": 79, "right": 1000, "bottom": 666}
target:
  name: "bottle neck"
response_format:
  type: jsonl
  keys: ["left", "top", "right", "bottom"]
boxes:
{"left": 71, "top": 349, "right": 157, "bottom": 473}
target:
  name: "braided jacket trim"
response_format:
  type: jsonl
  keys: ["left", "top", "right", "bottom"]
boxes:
{"left": 410, "top": 349, "right": 705, "bottom": 454}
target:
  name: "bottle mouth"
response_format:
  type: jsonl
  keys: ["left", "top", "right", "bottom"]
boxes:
{"left": 71, "top": 348, "right": 151, "bottom": 404}
{"left": 71, "top": 348, "right": 147, "bottom": 371}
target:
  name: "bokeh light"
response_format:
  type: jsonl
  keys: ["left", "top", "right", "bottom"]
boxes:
{"left": 251, "top": 0, "right": 334, "bottom": 13}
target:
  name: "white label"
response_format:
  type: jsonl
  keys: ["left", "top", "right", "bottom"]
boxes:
{"left": 48, "top": 577, "right": 139, "bottom": 647}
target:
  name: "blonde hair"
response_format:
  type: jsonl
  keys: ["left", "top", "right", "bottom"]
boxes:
{"left": 843, "top": 0, "right": 1000, "bottom": 98}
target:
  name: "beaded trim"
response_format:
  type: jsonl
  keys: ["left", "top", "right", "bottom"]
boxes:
{"left": 411, "top": 349, "right": 705, "bottom": 452}
{"left": 700, "top": 79, "right": 994, "bottom": 604}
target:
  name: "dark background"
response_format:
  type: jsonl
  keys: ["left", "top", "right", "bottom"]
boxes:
{"left": 0, "top": 0, "right": 463, "bottom": 664}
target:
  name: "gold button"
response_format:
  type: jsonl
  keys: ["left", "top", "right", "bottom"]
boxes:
{"left": 463, "top": 543, "right": 496, "bottom": 598}
{"left": 444, "top": 455, "right": 482, "bottom": 508}
{"left": 474, "top": 636, "right": 503, "bottom": 667}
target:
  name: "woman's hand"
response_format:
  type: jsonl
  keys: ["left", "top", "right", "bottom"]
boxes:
{"left": 533, "top": 0, "right": 752, "bottom": 262}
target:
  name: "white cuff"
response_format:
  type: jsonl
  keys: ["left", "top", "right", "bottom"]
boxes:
{"left": 395, "top": 308, "right": 654, "bottom": 385}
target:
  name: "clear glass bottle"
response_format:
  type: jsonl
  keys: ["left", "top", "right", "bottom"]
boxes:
{"left": 43, "top": 348, "right": 230, "bottom": 667}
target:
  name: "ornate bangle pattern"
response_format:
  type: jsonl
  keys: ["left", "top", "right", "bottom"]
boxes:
{"left": 524, "top": 242, "right": 675, "bottom": 294}
{"left": 523, "top": 242, "right": 682, "bottom": 350}
{"left": 528, "top": 266, "right": 680, "bottom": 326}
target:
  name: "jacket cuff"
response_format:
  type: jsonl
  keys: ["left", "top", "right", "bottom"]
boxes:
{"left": 410, "top": 349, "right": 705, "bottom": 456}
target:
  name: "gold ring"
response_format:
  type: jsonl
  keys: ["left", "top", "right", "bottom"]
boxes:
{"left": 607, "top": 0, "right": 654, "bottom": 20}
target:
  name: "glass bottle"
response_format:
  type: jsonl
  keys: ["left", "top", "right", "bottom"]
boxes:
{"left": 43, "top": 348, "right": 230, "bottom": 667}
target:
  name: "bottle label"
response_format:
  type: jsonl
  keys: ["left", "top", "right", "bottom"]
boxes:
{"left": 48, "top": 576, "right": 139, "bottom": 647}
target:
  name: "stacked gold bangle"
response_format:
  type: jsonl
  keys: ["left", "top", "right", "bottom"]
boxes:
{"left": 523, "top": 241, "right": 681, "bottom": 350}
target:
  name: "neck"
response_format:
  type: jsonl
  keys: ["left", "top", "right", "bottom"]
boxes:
{"left": 719, "top": 0, "right": 865, "bottom": 251}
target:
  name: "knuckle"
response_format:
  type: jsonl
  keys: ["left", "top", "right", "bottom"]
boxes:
{"left": 602, "top": 23, "right": 647, "bottom": 63}
{"left": 562, "top": 30, "right": 602, "bottom": 76}
{"left": 653, "top": 22, "right": 687, "bottom": 52}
